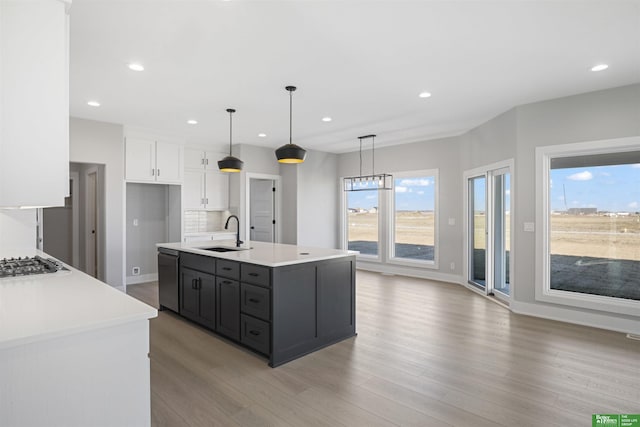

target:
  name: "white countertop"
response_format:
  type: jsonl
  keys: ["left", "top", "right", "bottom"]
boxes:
{"left": 0, "top": 251, "right": 157, "bottom": 350}
{"left": 157, "top": 240, "right": 356, "bottom": 267}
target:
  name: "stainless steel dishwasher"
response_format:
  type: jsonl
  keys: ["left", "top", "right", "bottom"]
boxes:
{"left": 157, "top": 248, "right": 179, "bottom": 312}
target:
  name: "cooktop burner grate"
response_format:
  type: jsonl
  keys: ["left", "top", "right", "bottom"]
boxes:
{"left": 0, "top": 255, "right": 65, "bottom": 278}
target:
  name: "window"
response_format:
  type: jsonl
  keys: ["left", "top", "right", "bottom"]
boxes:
{"left": 391, "top": 173, "right": 436, "bottom": 263}
{"left": 343, "top": 169, "right": 438, "bottom": 267}
{"left": 346, "top": 188, "right": 379, "bottom": 257}
{"left": 536, "top": 137, "right": 640, "bottom": 315}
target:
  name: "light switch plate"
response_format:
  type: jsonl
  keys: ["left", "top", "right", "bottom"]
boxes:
{"left": 524, "top": 222, "right": 535, "bottom": 232}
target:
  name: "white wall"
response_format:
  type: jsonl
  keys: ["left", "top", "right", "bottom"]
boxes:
{"left": 0, "top": 210, "right": 37, "bottom": 253}
{"left": 69, "top": 117, "right": 124, "bottom": 288}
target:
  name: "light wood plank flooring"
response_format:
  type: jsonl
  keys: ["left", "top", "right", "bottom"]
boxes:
{"left": 127, "top": 271, "right": 640, "bottom": 427}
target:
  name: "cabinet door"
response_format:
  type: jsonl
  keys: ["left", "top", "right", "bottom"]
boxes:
{"left": 183, "top": 170, "right": 205, "bottom": 209}
{"left": 125, "top": 138, "right": 155, "bottom": 182}
{"left": 198, "top": 272, "right": 217, "bottom": 330}
{"left": 0, "top": 0, "right": 69, "bottom": 207}
{"left": 180, "top": 267, "right": 201, "bottom": 323}
{"left": 156, "top": 142, "right": 183, "bottom": 184}
{"left": 216, "top": 277, "right": 240, "bottom": 340}
{"left": 204, "top": 170, "right": 229, "bottom": 210}
{"left": 184, "top": 148, "right": 205, "bottom": 170}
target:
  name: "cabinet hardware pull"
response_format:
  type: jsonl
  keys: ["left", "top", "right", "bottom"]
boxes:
{"left": 201, "top": 158, "right": 204, "bottom": 165}
{"left": 249, "top": 330, "right": 260, "bottom": 336}
{"left": 205, "top": 159, "right": 209, "bottom": 165}
{"left": 223, "top": 280, "right": 231, "bottom": 285}
{"left": 198, "top": 278, "right": 202, "bottom": 289}
{"left": 223, "top": 267, "right": 232, "bottom": 271}
{"left": 192, "top": 278, "right": 197, "bottom": 289}
{"left": 248, "top": 272, "right": 259, "bottom": 277}
{"left": 157, "top": 169, "right": 160, "bottom": 176}
{"left": 152, "top": 169, "right": 155, "bottom": 176}
{"left": 249, "top": 298, "right": 260, "bottom": 303}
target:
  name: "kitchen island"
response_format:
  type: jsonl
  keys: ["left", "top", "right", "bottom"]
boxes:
{"left": 157, "top": 240, "right": 357, "bottom": 367}
{"left": 0, "top": 251, "right": 157, "bottom": 427}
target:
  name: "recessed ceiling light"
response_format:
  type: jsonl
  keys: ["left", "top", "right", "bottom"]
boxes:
{"left": 87, "top": 101, "right": 100, "bottom": 107}
{"left": 187, "top": 119, "right": 198, "bottom": 125}
{"left": 128, "top": 63, "right": 144, "bottom": 71}
{"left": 419, "top": 91, "right": 432, "bottom": 98}
{"left": 591, "top": 64, "right": 609, "bottom": 72}
{"left": 322, "top": 117, "right": 332, "bottom": 122}
{"left": 258, "top": 133, "right": 267, "bottom": 138}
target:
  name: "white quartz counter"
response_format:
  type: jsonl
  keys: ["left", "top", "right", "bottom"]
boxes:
{"left": 0, "top": 252, "right": 157, "bottom": 350}
{"left": 157, "top": 240, "right": 356, "bottom": 267}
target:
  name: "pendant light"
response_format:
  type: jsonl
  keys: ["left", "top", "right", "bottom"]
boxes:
{"left": 343, "top": 134, "right": 393, "bottom": 191}
{"left": 218, "top": 108, "right": 244, "bottom": 172}
{"left": 275, "top": 86, "right": 307, "bottom": 164}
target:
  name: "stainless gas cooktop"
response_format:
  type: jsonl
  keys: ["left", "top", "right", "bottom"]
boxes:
{"left": 0, "top": 255, "right": 67, "bottom": 278}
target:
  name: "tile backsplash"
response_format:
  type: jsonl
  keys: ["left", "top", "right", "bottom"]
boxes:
{"left": 184, "top": 210, "right": 231, "bottom": 233}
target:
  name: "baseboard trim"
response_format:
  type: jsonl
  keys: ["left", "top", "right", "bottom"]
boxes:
{"left": 511, "top": 300, "right": 640, "bottom": 336}
{"left": 126, "top": 273, "right": 157, "bottom": 286}
{"left": 356, "top": 261, "right": 463, "bottom": 285}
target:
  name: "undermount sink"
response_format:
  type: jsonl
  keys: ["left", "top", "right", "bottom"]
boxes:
{"left": 201, "top": 246, "right": 248, "bottom": 253}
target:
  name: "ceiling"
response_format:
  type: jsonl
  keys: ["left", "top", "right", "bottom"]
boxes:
{"left": 69, "top": 1, "right": 640, "bottom": 154}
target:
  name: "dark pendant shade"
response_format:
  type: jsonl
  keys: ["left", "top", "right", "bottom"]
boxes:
{"left": 218, "top": 108, "right": 243, "bottom": 172}
{"left": 217, "top": 155, "right": 244, "bottom": 172}
{"left": 276, "top": 85, "right": 306, "bottom": 164}
{"left": 275, "top": 143, "right": 306, "bottom": 163}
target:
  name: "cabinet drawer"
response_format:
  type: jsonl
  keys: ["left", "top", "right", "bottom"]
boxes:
{"left": 216, "top": 259, "right": 240, "bottom": 280}
{"left": 241, "top": 264, "right": 271, "bottom": 287}
{"left": 240, "top": 314, "right": 270, "bottom": 355}
{"left": 180, "top": 252, "right": 215, "bottom": 275}
{"left": 241, "top": 283, "right": 270, "bottom": 321}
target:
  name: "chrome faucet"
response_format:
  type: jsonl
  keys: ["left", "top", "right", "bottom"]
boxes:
{"left": 224, "top": 215, "right": 243, "bottom": 247}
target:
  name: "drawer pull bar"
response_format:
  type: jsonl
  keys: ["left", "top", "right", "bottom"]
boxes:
{"left": 249, "top": 298, "right": 260, "bottom": 303}
{"left": 249, "top": 330, "right": 261, "bottom": 336}
{"left": 222, "top": 267, "right": 232, "bottom": 271}
{"left": 248, "top": 272, "right": 259, "bottom": 277}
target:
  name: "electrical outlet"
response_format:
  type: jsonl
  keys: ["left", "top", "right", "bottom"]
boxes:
{"left": 132, "top": 267, "right": 140, "bottom": 275}
{"left": 133, "top": 218, "right": 139, "bottom": 227}
{"left": 450, "top": 262, "right": 455, "bottom": 270}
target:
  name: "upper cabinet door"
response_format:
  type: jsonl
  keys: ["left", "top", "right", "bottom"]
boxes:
{"left": 184, "top": 148, "right": 205, "bottom": 170}
{"left": 125, "top": 138, "right": 155, "bottom": 182}
{"left": 156, "top": 142, "right": 183, "bottom": 184}
{"left": 0, "top": 0, "right": 70, "bottom": 207}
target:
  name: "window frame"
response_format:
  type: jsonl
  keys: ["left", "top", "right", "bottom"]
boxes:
{"left": 387, "top": 169, "right": 439, "bottom": 269}
{"left": 341, "top": 182, "right": 383, "bottom": 262}
{"left": 535, "top": 136, "right": 640, "bottom": 316}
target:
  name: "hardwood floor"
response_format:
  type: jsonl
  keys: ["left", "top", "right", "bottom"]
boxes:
{"left": 126, "top": 272, "right": 640, "bottom": 427}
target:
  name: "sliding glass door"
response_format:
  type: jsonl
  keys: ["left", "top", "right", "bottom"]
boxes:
{"left": 466, "top": 164, "right": 512, "bottom": 302}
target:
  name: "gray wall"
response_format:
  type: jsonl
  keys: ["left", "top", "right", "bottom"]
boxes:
{"left": 338, "top": 134, "right": 463, "bottom": 279}
{"left": 69, "top": 117, "right": 124, "bottom": 288}
{"left": 513, "top": 84, "right": 640, "bottom": 307}
{"left": 296, "top": 150, "right": 339, "bottom": 248}
{"left": 336, "top": 83, "right": 640, "bottom": 331}
{"left": 126, "top": 183, "right": 177, "bottom": 281}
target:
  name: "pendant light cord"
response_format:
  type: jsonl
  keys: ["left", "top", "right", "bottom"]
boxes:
{"left": 289, "top": 89, "right": 293, "bottom": 145}
{"left": 372, "top": 135, "right": 375, "bottom": 175}
{"left": 229, "top": 111, "right": 233, "bottom": 155}
{"left": 359, "top": 138, "right": 363, "bottom": 177}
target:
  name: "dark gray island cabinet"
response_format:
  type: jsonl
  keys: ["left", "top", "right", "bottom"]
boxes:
{"left": 157, "top": 242, "right": 356, "bottom": 367}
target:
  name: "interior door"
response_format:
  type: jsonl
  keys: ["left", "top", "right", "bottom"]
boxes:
{"left": 250, "top": 179, "right": 275, "bottom": 242}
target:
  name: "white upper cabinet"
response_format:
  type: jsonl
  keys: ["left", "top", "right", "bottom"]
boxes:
{"left": 125, "top": 138, "right": 183, "bottom": 184}
{"left": 183, "top": 148, "right": 229, "bottom": 210}
{"left": 0, "top": 0, "right": 70, "bottom": 207}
